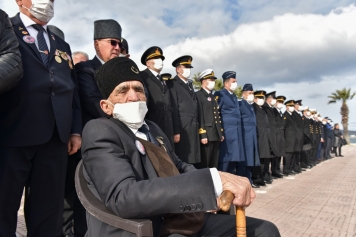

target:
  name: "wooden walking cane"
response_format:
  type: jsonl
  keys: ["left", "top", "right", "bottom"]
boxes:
{"left": 220, "top": 191, "right": 246, "bottom": 237}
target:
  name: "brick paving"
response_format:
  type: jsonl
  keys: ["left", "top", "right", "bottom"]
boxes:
{"left": 16, "top": 145, "right": 356, "bottom": 237}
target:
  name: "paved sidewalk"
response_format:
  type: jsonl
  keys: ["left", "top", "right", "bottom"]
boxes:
{"left": 16, "top": 145, "right": 356, "bottom": 236}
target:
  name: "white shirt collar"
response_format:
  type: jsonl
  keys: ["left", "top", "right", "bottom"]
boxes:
{"left": 148, "top": 68, "right": 160, "bottom": 78}
{"left": 96, "top": 55, "right": 105, "bottom": 65}
{"left": 129, "top": 121, "right": 148, "bottom": 138}
{"left": 178, "top": 75, "right": 188, "bottom": 84}
{"left": 20, "top": 12, "right": 48, "bottom": 31}
{"left": 226, "top": 89, "right": 233, "bottom": 95}
{"left": 203, "top": 87, "right": 211, "bottom": 94}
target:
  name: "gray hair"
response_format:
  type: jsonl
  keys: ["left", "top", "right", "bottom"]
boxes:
{"left": 72, "top": 51, "right": 89, "bottom": 59}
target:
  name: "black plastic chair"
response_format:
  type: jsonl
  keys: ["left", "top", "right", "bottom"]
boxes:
{"left": 75, "top": 160, "right": 154, "bottom": 237}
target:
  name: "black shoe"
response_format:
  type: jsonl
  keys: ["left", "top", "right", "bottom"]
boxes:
{"left": 301, "top": 168, "right": 306, "bottom": 171}
{"left": 257, "top": 181, "right": 266, "bottom": 186}
{"left": 272, "top": 172, "right": 283, "bottom": 178}
{"left": 251, "top": 183, "right": 260, "bottom": 188}
{"left": 306, "top": 165, "right": 312, "bottom": 169}
{"left": 339, "top": 155, "right": 344, "bottom": 157}
{"left": 293, "top": 169, "right": 301, "bottom": 174}
{"left": 290, "top": 170, "right": 297, "bottom": 175}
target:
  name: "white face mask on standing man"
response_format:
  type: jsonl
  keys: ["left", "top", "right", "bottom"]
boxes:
{"left": 22, "top": 0, "right": 54, "bottom": 23}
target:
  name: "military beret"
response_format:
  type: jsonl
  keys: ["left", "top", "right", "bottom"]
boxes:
{"left": 266, "top": 91, "right": 276, "bottom": 98}
{"left": 242, "top": 84, "right": 253, "bottom": 91}
{"left": 48, "top": 25, "right": 65, "bottom": 40}
{"left": 222, "top": 71, "right": 236, "bottom": 81}
{"left": 172, "top": 55, "right": 193, "bottom": 68}
{"left": 95, "top": 57, "right": 143, "bottom": 99}
{"left": 141, "top": 46, "right": 165, "bottom": 65}
{"left": 94, "top": 19, "right": 122, "bottom": 40}
{"left": 197, "top": 69, "right": 217, "bottom": 81}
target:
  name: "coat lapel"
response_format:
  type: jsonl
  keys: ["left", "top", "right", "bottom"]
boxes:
{"left": 145, "top": 69, "right": 164, "bottom": 92}
{"left": 175, "top": 76, "right": 192, "bottom": 96}
{"left": 11, "top": 14, "right": 42, "bottom": 64}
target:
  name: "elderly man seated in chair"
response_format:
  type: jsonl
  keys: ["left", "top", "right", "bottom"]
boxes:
{"left": 81, "top": 57, "right": 281, "bottom": 237}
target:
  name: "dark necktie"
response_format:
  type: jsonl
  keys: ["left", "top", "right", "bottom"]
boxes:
{"left": 157, "top": 74, "right": 164, "bottom": 89}
{"left": 280, "top": 111, "right": 283, "bottom": 117}
{"left": 187, "top": 80, "right": 193, "bottom": 90}
{"left": 138, "top": 125, "right": 159, "bottom": 146}
{"left": 32, "top": 24, "right": 49, "bottom": 66}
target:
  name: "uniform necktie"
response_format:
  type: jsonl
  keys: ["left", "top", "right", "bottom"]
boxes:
{"left": 32, "top": 24, "right": 49, "bottom": 66}
{"left": 187, "top": 80, "right": 193, "bottom": 90}
{"left": 138, "top": 125, "right": 159, "bottom": 146}
{"left": 280, "top": 111, "right": 283, "bottom": 117}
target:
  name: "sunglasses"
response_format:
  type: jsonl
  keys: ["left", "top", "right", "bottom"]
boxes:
{"left": 102, "top": 39, "right": 123, "bottom": 48}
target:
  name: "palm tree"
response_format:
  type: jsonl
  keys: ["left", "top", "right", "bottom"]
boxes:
{"left": 192, "top": 73, "right": 242, "bottom": 98}
{"left": 328, "top": 88, "right": 356, "bottom": 144}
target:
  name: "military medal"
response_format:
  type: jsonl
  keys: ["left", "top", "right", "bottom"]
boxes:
{"left": 19, "top": 26, "right": 24, "bottom": 30}
{"left": 207, "top": 97, "right": 212, "bottom": 101}
{"left": 55, "top": 56, "right": 62, "bottom": 63}
{"left": 135, "top": 140, "right": 146, "bottom": 155}
{"left": 55, "top": 49, "right": 60, "bottom": 56}
{"left": 22, "top": 31, "right": 28, "bottom": 35}
{"left": 23, "top": 35, "right": 35, "bottom": 44}
{"left": 66, "top": 53, "right": 72, "bottom": 61}
{"left": 61, "top": 52, "right": 68, "bottom": 61}
{"left": 51, "top": 35, "right": 55, "bottom": 41}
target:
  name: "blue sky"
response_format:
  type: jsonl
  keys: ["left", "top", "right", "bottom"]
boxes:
{"left": 1, "top": 0, "right": 356, "bottom": 130}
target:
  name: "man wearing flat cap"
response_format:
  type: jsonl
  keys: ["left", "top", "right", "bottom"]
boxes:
{"left": 214, "top": 71, "right": 245, "bottom": 173}
{"left": 262, "top": 91, "right": 280, "bottom": 180}
{"left": 67, "top": 19, "right": 122, "bottom": 236}
{"left": 140, "top": 46, "right": 176, "bottom": 146}
{"left": 196, "top": 69, "right": 224, "bottom": 169}
{"left": 167, "top": 55, "right": 200, "bottom": 164}
{"left": 282, "top": 100, "right": 298, "bottom": 175}
{"left": 252, "top": 90, "right": 273, "bottom": 186}
{"left": 239, "top": 84, "right": 260, "bottom": 188}
{"left": 273, "top": 96, "right": 287, "bottom": 177}
{"left": 81, "top": 56, "right": 280, "bottom": 237}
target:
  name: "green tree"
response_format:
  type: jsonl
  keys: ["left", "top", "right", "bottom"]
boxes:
{"left": 327, "top": 88, "right": 356, "bottom": 144}
{"left": 192, "top": 73, "right": 242, "bottom": 98}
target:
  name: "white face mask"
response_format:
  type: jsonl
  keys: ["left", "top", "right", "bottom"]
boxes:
{"left": 246, "top": 94, "right": 254, "bottom": 103}
{"left": 256, "top": 98, "right": 265, "bottom": 106}
{"left": 182, "top": 68, "right": 191, "bottom": 78}
{"left": 23, "top": 0, "right": 54, "bottom": 23}
{"left": 206, "top": 81, "right": 215, "bottom": 91}
{"left": 322, "top": 121, "right": 326, "bottom": 125}
{"left": 119, "top": 53, "right": 127, "bottom": 57}
{"left": 276, "top": 103, "right": 283, "bottom": 109}
{"left": 307, "top": 111, "right": 311, "bottom": 116}
{"left": 108, "top": 101, "right": 148, "bottom": 130}
{"left": 230, "top": 82, "right": 237, "bottom": 91}
{"left": 298, "top": 106, "right": 304, "bottom": 112}
{"left": 288, "top": 107, "right": 295, "bottom": 112}
{"left": 318, "top": 117, "right": 322, "bottom": 121}
{"left": 153, "top": 58, "right": 163, "bottom": 71}
{"left": 270, "top": 99, "right": 276, "bottom": 106}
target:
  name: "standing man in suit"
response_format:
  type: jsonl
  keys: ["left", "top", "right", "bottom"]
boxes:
{"left": 214, "top": 71, "right": 245, "bottom": 173}
{"left": 0, "top": 1, "right": 82, "bottom": 236}
{"left": 252, "top": 90, "right": 273, "bottom": 185}
{"left": 272, "top": 95, "right": 287, "bottom": 177}
{"left": 167, "top": 55, "right": 200, "bottom": 164}
{"left": 82, "top": 56, "right": 280, "bottom": 237}
{"left": 64, "top": 19, "right": 122, "bottom": 237}
{"left": 239, "top": 84, "right": 260, "bottom": 188}
{"left": 301, "top": 106, "right": 314, "bottom": 169}
{"left": 292, "top": 100, "right": 305, "bottom": 173}
{"left": 262, "top": 91, "right": 280, "bottom": 179}
{"left": 196, "top": 69, "right": 224, "bottom": 168}
{"left": 282, "top": 100, "right": 298, "bottom": 175}
{"left": 140, "top": 46, "right": 175, "bottom": 146}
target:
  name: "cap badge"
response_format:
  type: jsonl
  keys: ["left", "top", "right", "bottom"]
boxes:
{"left": 131, "top": 66, "right": 139, "bottom": 74}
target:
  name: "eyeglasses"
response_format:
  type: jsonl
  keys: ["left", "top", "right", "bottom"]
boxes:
{"left": 102, "top": 39, "right": 122, "bottom": 48}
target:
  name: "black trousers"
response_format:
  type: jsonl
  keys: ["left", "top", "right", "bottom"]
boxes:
{"left": 293, "top": 152, "right": 301, "bottom": 171}
{"left": 165, "top": 213, "right": 281, "bottom": 237}
{"left": 283, "top": 152, "right": 295, "bottom": 174}
{"left": 0, "top": 128, "right": 67, "bottom": 237}
{"left": 334, "top": 146, "right": 342, "bottom": 156}
{"left": 271, "top": 157, "right": 281, "bottom": 174}
{"left": 62, "top": 152, "right": 87, "bottom": 237}
{"left": 200, "top": 141, "right": 220, "bottom": 168}
{"left": 261, "top": 158, "right": 272, "bottom": 177}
